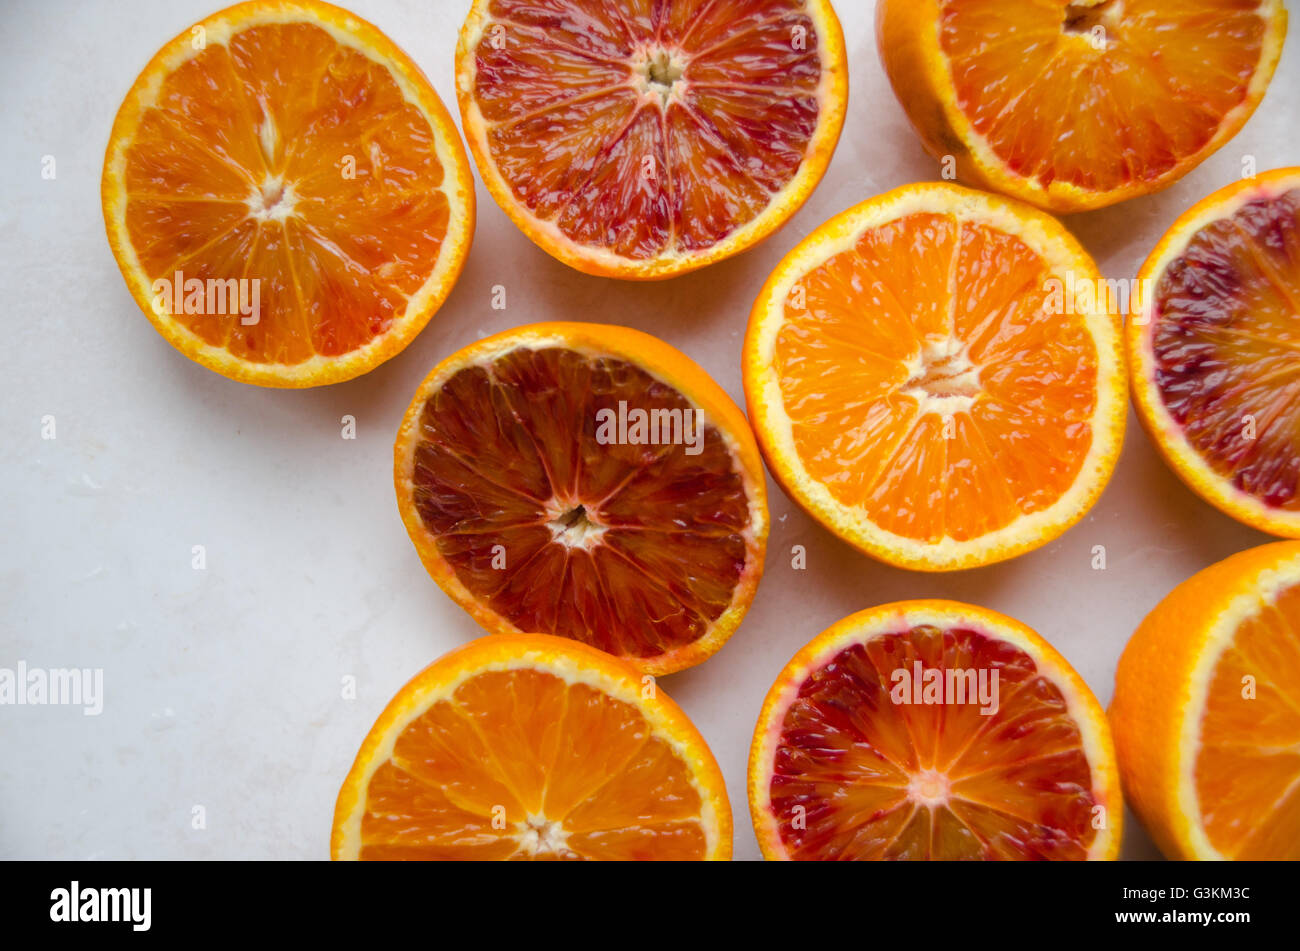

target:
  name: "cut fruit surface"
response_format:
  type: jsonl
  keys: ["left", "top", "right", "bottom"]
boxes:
{"left": 743, "top": 182, "right": 1125, "bottom": 571}
{"left": 103, "top": 0, "right": 475, "bottom": 386}
{"left": 454, "top": 0, "right": 846, "bottom": 278}
{"left": 332, "top": 633, "right": 731, "bottom": 860}
{"left": 877, "top": 0, "right": 1288, "bottom": 212}
{"left": 1130, "top": 168, "right": 1300, "bottom": 537}
{"left": 1111, "top": 541, "right": 1300, "bottom": 860}
{"left": 748, "top": 600, "right": 1122, "bottom": 860}
{"left": 394, "top": 322, "right": 767, "bottom": 675}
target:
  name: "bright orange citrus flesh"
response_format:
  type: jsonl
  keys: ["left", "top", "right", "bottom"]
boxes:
{"left": 1130, "top": 169, "right": 1300, "bottom": 536}
{"left": 332, "top": 634, "right": 732, "bottom": 860}
{"left": 749, "top": 601, "right": 1122, "bottom": 860}
{"left": 877, "top": 0, "right": 1288, "bottom": 212}
{"left": 1111, "top": 541, "right": 1300, "bottom": 860}
{"left": 744, "top": 183, "right": 1126, "bottom": 571}
{"left": 1199, "top": 581, "right": 1300, "bottom": 858}
{"left": 455, "top": 0, "right": 847, "bottom": 278}
{"left": 780, "top": 213, "right": 1093, "bottom": 537}
{"left": 395, "top": 323, "right": 767, "bottom": 676}
{"left": 103, "top": 0, "right": 475, "bottom": 386}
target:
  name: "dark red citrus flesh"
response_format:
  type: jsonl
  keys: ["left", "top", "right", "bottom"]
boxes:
{"left": 768, "top": 624, "right": 1101, "bottom": 859}
{"left": 471, "top": 0, "right": 824, "bottom": 259}
{"left": 1151, "top": 186, "right": 1300, "bottom": 510}
{"left": 409, "top": 346, "right": 751, "bottom": 661}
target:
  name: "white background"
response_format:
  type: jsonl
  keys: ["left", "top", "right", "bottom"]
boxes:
{"left": 1, "top": 0, "right": 1296, "bottom": 860}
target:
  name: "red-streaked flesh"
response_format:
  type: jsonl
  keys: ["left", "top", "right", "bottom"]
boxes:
{"left": 939, "top": 0, "right": 1271, "bottom": 192}
{"left": 471, "top": 0, "right": 823, "bottom": 258}
{"left": 768, "top": 624, "right": 1101, "bottom": 859}
{"left": 410, "top": 346, "right": 750, "bottom": 661}
{"left": 123, "top": 21, "right": 449, "bottom": 364}
{"left": 1151, "top": 187, "right": 1300, "bottom": 511}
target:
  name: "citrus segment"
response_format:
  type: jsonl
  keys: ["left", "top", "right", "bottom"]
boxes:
{"left": 877, "top": 0, "right": 1288, "bottom": 212}
{"left": 455, "top": 0, "right": 847, "bottom": 278}
{"left": 395, "top": 323, "right": 767, "bottom": 675}
{"left": 1130, "top": 169, "right": 1300, "bottom": 536}
{"left": 744, "top": 183, "right": 1125, "bottom": 571}
{"left": 332, "top": 633, "right": 731, "bottom": 860}
{"left": 103, "top": 0, "right": 474, "bottom": 386}
{"left": 748, "top": 600, "right": 1122, "bottom": 860}
{"left": 1111, "top": 541, "right": 1300, "bottom": 860}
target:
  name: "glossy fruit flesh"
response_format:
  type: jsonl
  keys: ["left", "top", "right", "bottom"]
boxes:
{"left": 940, "top": 0, "right": 1272, "bottom": 193}
{"left": 776, "top": 212, "right": 1097, "bottom": 542}
{"left": 1196, "top": 580, "right": 1300, "bottom": 859}
{"left": 470, "top": 0, "right": 823, "bottom": 258}
{"left": 769, "top": 624, "right": 1101, "bottom": 859}
{"left": 1151, "top": 187, "right": 1300, "bottom": 511}
{"left": 359, "top": 666, "right": 710, "bottom": 859}
{"left": 411, "top": 346, "right": 750, "bottom": 661}
{"left": 124, "top": 21, "right": 448, "bottom": 363}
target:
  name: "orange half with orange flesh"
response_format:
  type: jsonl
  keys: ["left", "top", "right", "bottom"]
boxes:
{"left": 877, "top": 0, "right": 1287, "bottom": 212}
{"left": 1130, "top": 168, "right": 1300, "bottom": 537}
{"left": 103, "top": 0, "right": 475, "bottom": 386}
{"left": 748, "top": 600, "right": 1122, "bottom": 860}
{"left": 395, "top": 322, "right": 768, "bottom": 676}
{"left": 744, "top": 182, "right": 1126, "bottom": 571}
{"left": 454, "top": 0, "right": 847, "bottom": 279}
{"left": 332, "top": 633, "right": 732, "bottom": 860}
{"left": 1111, "top": 541, "right": 1300, "bottom": 860}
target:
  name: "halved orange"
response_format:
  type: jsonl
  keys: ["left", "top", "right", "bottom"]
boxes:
{"left": 749, "top": 600, "right": 1123, "bottom": 860}
{"left": 454, "top": 0, "right": 847, "bottom": 279}
{"left": 394, "top": 322, "right": 767, "bottom": 676}
{"left": 1111, "top": 541, "right": 1300, "bottom": 860}
{"left": 743, "top": 182, "right": 1126, "bottom": 572}
{"left": 1130, "top": 168, "right": 1300, "bottom": 537}
{"left": 332, "top": 633, "right": 731, "bottom": 860}
{"left": 877, "top": 0, "right": 1288, "bottom": 213}
{"left": 103, "top": 0, "right": 475, "bottom": 386}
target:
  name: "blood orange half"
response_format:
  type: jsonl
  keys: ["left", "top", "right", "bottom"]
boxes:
{"left": 877, "top": 0, "right": 1287, "bottom": 213}
{"left": 1111, "top": 541, "right": 1300, "bottom": 860}
{"left": 749, "top": 600, "right": 1122, "bottom": 860}
{"left": 332, "top": 633, "right": 732, "bottom": 860}
{"left": 394, "top": 322, "right": 768, "bottom": 676}
{"left": 102, "top": 0, "right": 475, "bottom": 386}
{"left": 1130, "top": 168, "right": 1300, "bottom": 537}
{"left": 454, "top": 0, "right": 847, "bottom": 279}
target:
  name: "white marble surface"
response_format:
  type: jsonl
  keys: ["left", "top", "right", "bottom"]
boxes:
{"left": 0, "top": 0, "right": 1296, "bottom": 860}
